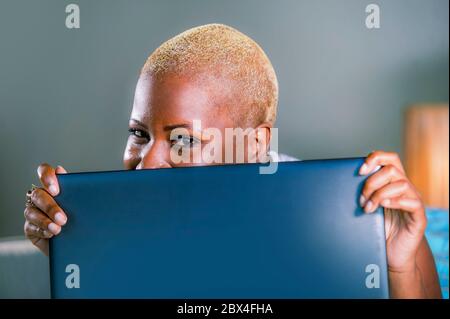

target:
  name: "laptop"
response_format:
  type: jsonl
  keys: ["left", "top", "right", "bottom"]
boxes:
{"left": 49, "top": 158, "right": 389, "bottom": 298}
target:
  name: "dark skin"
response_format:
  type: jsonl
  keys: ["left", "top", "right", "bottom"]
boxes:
{"left": 24, "top": 72, "right": 441, "bottom": 298}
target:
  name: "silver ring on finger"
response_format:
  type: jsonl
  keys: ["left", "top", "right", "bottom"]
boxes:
{"left": 29, "top": 223, "right": 44, "bottom": 236}
{"left": 34, "top": 224, "right": 42, "bottom": 235}
{"left": 25, "top": 184, "right": 38, "bottom": 207}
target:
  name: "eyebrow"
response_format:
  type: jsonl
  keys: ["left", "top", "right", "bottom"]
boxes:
{"left": 130, "top": 119, "right": 148, "bottom": 129}
{"left": 163, "top": 123, "right": 192, "bottom": 131}
{"left": 130, "top": 119, "right": 193, "bottom": 132}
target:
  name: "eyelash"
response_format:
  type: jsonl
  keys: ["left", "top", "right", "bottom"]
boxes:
{"left": 128, "top": 129, "right": 199, "bottom": 148}
{"left": 172, "top": 135, "right": 200, "bottom": 148}
{"left": 128, "top": 128, "right": 150, "bottom": 141}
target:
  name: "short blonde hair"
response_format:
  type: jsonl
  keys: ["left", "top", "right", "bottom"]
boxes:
{"left": 141, "top": 23, "right": 278, "bottom": 126}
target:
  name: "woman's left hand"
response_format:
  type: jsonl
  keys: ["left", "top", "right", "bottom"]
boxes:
{"left": 359, "top": 150, "right": 426, "bottom": 274}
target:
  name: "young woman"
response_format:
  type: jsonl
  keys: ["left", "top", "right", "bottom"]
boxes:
{"left": 23, "top": 24, "right": 441, "bottom": 298}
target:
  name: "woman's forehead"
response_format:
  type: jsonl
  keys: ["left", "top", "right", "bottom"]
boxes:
{"left": 131, "top": 74, "right": 235, "bottom": 129}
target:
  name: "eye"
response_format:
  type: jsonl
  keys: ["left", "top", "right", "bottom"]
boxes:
{"left": 128, "top": 128, "right": 150, "bottom": 142}
{"left": 172, "top": 134, "right": 200, "bottom": 148}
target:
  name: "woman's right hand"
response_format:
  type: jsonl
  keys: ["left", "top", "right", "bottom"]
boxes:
{"left": 24, "top": 164, "right": 68, "bottom": 255}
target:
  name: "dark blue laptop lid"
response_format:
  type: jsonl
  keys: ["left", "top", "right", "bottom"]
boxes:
{"left": 50, "top": 158, "right": 389, "bottom": 298}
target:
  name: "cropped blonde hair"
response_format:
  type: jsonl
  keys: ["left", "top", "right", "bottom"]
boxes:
{"left": 141, "top": 23, "right": 278, "bottom": 126}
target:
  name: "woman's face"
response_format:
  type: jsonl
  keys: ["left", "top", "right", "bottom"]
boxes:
{"left": 123, "top": 73, "right": 270, "bottom": 170}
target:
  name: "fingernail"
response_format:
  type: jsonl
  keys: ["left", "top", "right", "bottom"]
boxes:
{"left": 359, "top": 195, "right": 366, "bottom": 207}
{"left": 372, "top": 165, "right": 382, "bottom": 173}
{"left": 54, "top": 212, "right": 67, "bottom": 226}
{"left": 49, "top": 184, "right": 58, "bottom": 196}
{"left": 381, "top": 199, "right": 391, "bottom": 207}
{"left": 364, "top": 200, "right": 375, "bottom": 213}
{"left": 48, "top": 223, "right": 61, "bottom": 235}
{"left": 359, "top": 163, "right": 369, "bottom": 175}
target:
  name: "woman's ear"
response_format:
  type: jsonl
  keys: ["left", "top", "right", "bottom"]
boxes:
{"left": 254, "top": 122, "right": 272, "bottom": 163}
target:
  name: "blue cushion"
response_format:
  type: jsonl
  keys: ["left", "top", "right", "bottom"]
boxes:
{"left": 425, "top": 208, "right": 449, "bottom": 299}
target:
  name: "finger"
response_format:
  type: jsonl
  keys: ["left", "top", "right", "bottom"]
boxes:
{"left": 24, "top": 222, "right": 50, "bottom": 255}
{"left": 55, "top": 165, "right": 67, "bottom": 174}
{"left": 24, "top": 220, "right": 53, "bottom": 239}
{"left": 30, "top": 188, "right": 67, "bottom": 226}
{"left": 24, "top": 206, "right": 61, "bottom": 235}
{"left": 381, "top": 198, "right": 426, "bottom": 230}
{"left": 359, "top": 150, "right": 405, "bottom": 176}
{"left": 363, "top": 180, "right": 411, "bottom": 213}
{"left": 360, "top": 165, "right": 406, "bottom": 207}
{"left": 37, "top": 163, "right": 59, "bottom": 196}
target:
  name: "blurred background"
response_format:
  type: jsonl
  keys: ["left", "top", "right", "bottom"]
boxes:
{"left": 0, "top": 0, "right": 448, "bottom": 298}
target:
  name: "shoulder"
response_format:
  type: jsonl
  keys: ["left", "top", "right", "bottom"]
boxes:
{"left": 275, "top": 153, "right": 300, "bottom": 162}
